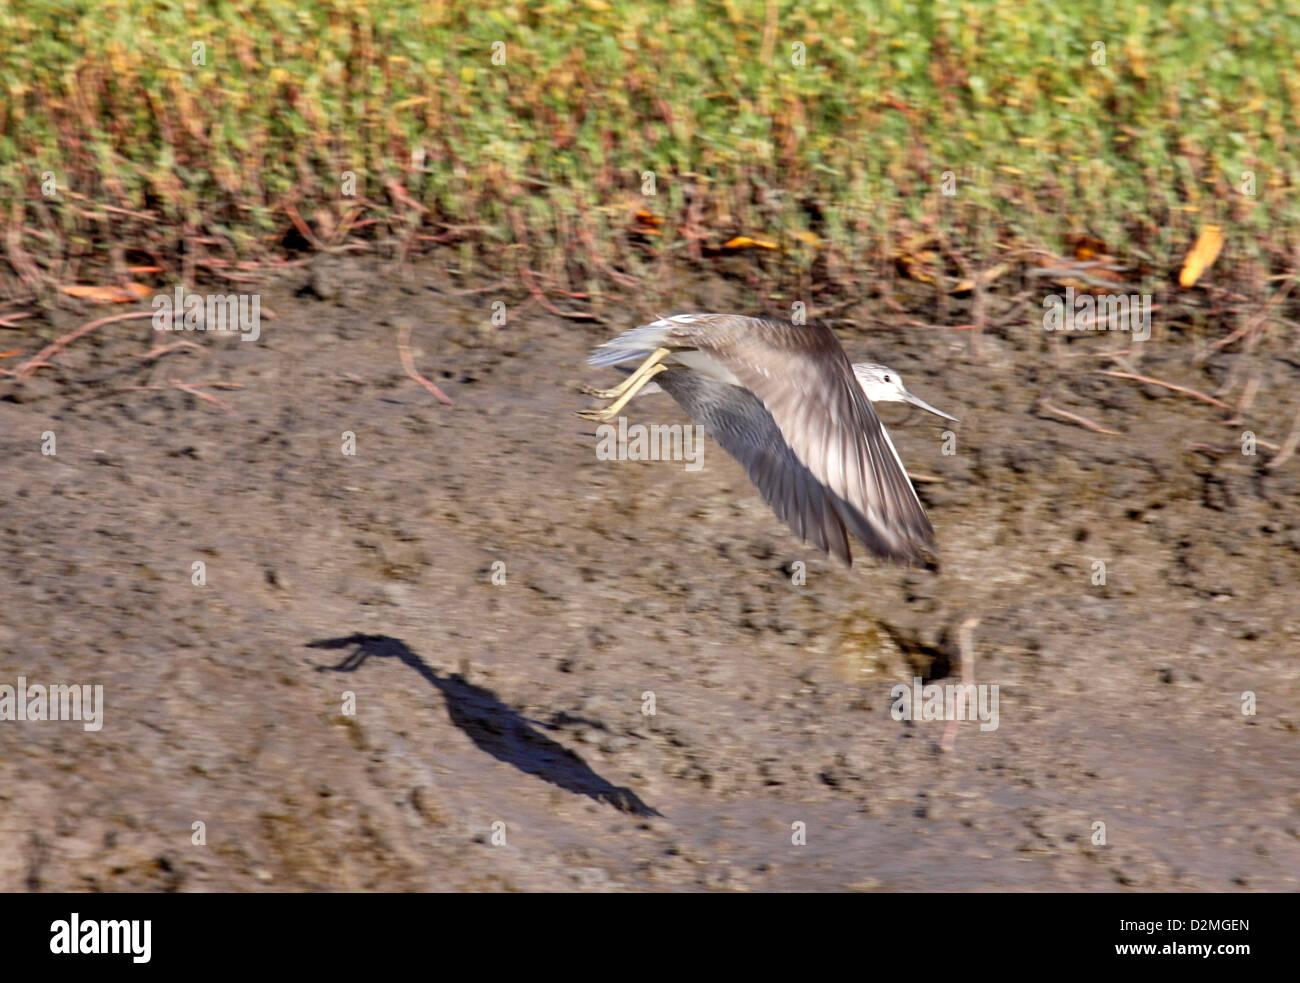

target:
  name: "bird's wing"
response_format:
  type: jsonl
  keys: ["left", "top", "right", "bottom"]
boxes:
{"left": 654, "top": 369, "right": 854, "bottom": 563}
{"left": 658, "top": 314, "right": 936, "bottom": 563}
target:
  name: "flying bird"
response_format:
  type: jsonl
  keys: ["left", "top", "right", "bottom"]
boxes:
{"left": 579, "top": 313, "right": 957, "bottom": 565}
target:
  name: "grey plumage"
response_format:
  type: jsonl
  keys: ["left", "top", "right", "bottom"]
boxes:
{"left": 653, "top": 369, "right": 882, "bottom": 564}
{"left": 584, "top": 313, "right": 954, "bottom": 566}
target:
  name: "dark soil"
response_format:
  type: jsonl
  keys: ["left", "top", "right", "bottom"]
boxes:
{"left": 2, "top": 257, "right": 1298, "bottom": 891}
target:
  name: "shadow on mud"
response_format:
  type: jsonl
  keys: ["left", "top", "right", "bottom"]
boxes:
{"left": 308, "top": 634, "right": 660, "bottom": 817}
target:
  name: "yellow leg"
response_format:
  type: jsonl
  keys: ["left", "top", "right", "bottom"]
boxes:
{"left": 577, "top": 363, "right": 668, "bottom": 421}
{"left": 580, "top": 347, "right": 672, "bottom": 399}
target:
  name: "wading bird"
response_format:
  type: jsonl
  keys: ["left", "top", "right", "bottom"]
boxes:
{"left": 579, "top": 313, "right": 957, "bottom": 566}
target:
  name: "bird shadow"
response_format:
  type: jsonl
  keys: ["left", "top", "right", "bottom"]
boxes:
{"left": 307, "top": 633, "right": 660, "bottom": 817}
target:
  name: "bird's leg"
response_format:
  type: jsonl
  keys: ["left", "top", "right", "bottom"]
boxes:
{"left": 579, "top": 381, "right": 631, "bottom": 399}
{"left": 579, "top": 347, "right": 672, "bottom": 399}
{"left": 577, "top": 363, "right": 668, "bottom": 422}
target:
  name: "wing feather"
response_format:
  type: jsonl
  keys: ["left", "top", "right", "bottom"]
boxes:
{"left": 653, "top": 314, "right": 936, "bottom": 563}
{"left": 655, "top": 369, "right": 879, "bottom": 565}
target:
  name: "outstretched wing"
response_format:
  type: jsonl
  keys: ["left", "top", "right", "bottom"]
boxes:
{"left": 654, "top": 314, "right": 935, "bottom": 563}
{"left": 654, "top": 368, "right": 925, "bottom": 565}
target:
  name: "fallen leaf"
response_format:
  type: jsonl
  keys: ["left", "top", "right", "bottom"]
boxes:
{"left": 722, "top": 235, "right": 778, "bottom": 251}
{"left": 950, "top": 262, "right": 1009, "bottom": 294}
{"left": 60, "top": 283, "right": 152, "bottom": 303}
{"left": 1179, "top": 225, "right": 1224, "bottom": 288}
{"left": 895, "top": 249, "right": 939, "bottom": 284}
{"left": 1067, "top": 234, "right": 1110, "bottom": 262}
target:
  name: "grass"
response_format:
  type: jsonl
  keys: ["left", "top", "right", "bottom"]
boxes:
{"left": 1, "top": 0, "right": 1298, "bottom": 298}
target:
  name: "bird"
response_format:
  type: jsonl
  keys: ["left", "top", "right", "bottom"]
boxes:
{"left": 578, "top": 313, "right": 958, "bottom": 566}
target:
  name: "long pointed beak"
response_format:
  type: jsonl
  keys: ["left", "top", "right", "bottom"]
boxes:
{"left": 902, "top": 391, "right": 959, "bottom": 423}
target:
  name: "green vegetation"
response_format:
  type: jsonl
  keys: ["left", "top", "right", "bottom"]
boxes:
{"left": 1, "top": 0, "right": 1297, "bottom": 294}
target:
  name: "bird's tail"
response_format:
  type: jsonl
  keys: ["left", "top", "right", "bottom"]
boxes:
{"left": 586, "top": 319, "right": 676, "bottom": 367}
{"left": 587, "top": 345, "right": 654, "bottom": 368}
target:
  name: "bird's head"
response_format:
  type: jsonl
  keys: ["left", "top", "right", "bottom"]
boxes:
{"left": 852, "top": 363, "right": 959, "bottom": 422}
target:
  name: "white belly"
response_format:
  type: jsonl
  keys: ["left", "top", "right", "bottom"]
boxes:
{"left": 670, "top": 349, "right": 743, "bottom": 387}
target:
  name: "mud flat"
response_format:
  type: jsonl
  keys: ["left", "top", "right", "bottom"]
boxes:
{"left": 2, "top": 259, "right": 1297, "bottom": 891}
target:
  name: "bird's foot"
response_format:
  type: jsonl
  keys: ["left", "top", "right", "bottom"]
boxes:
{"left": 577, "top": 348, "right": 672, "bottom": 423}
{"left": 579, "top": 383, "right": 623, "bottom": 399}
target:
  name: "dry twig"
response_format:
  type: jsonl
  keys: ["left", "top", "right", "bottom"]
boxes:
{"left": 1097, "top": 370, "right": 1231, "bottom": 410}
{"left": 519, "top": 265, "right": 599, "bottom": 321}
{"left": 396, "top": 321, "right": 453, "bottom": 405}
{"left": 15, "top": 310, "right": 157, "bottom": 380}
{"left": 1266, "top": 406, "right": 1300, "bottom": 470}
{"left": 1037, "top": 397, "right": 1119, "bottom": 435}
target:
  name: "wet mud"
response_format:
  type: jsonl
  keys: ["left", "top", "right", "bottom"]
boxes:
{"left": 2, "top": 257, "right": 1297, "bottom": 890}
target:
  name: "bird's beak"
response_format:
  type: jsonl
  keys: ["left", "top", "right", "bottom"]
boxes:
{"left": 902, "top": 391, "right": 959, "bottom": 423}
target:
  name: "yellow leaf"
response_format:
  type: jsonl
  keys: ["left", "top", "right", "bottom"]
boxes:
{"left": 1069, "top": 234, "right": 1110, "bottom": 262}
{"left": 722, "top": 235, "right": 778, "bottom": 251}
{"left": 60, "top": 283, "right": 151, "bottom": 303}
{"left": 1179, "top": 225, "right": 1224, "bottom": 288}
{"left": 790, "top": 229, "right": 823, "bottom": 249}
{"left": 949, "top": 262, "right": 1009, "bottom": 294}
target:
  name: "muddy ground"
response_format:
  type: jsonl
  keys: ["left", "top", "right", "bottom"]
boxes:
{"left": 1, "top": 256, "right": 1297, "bottom": 891}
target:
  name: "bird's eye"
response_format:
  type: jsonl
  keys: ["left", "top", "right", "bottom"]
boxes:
{"left": 883, "top": 375, "right": 891, "bottom": 383}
